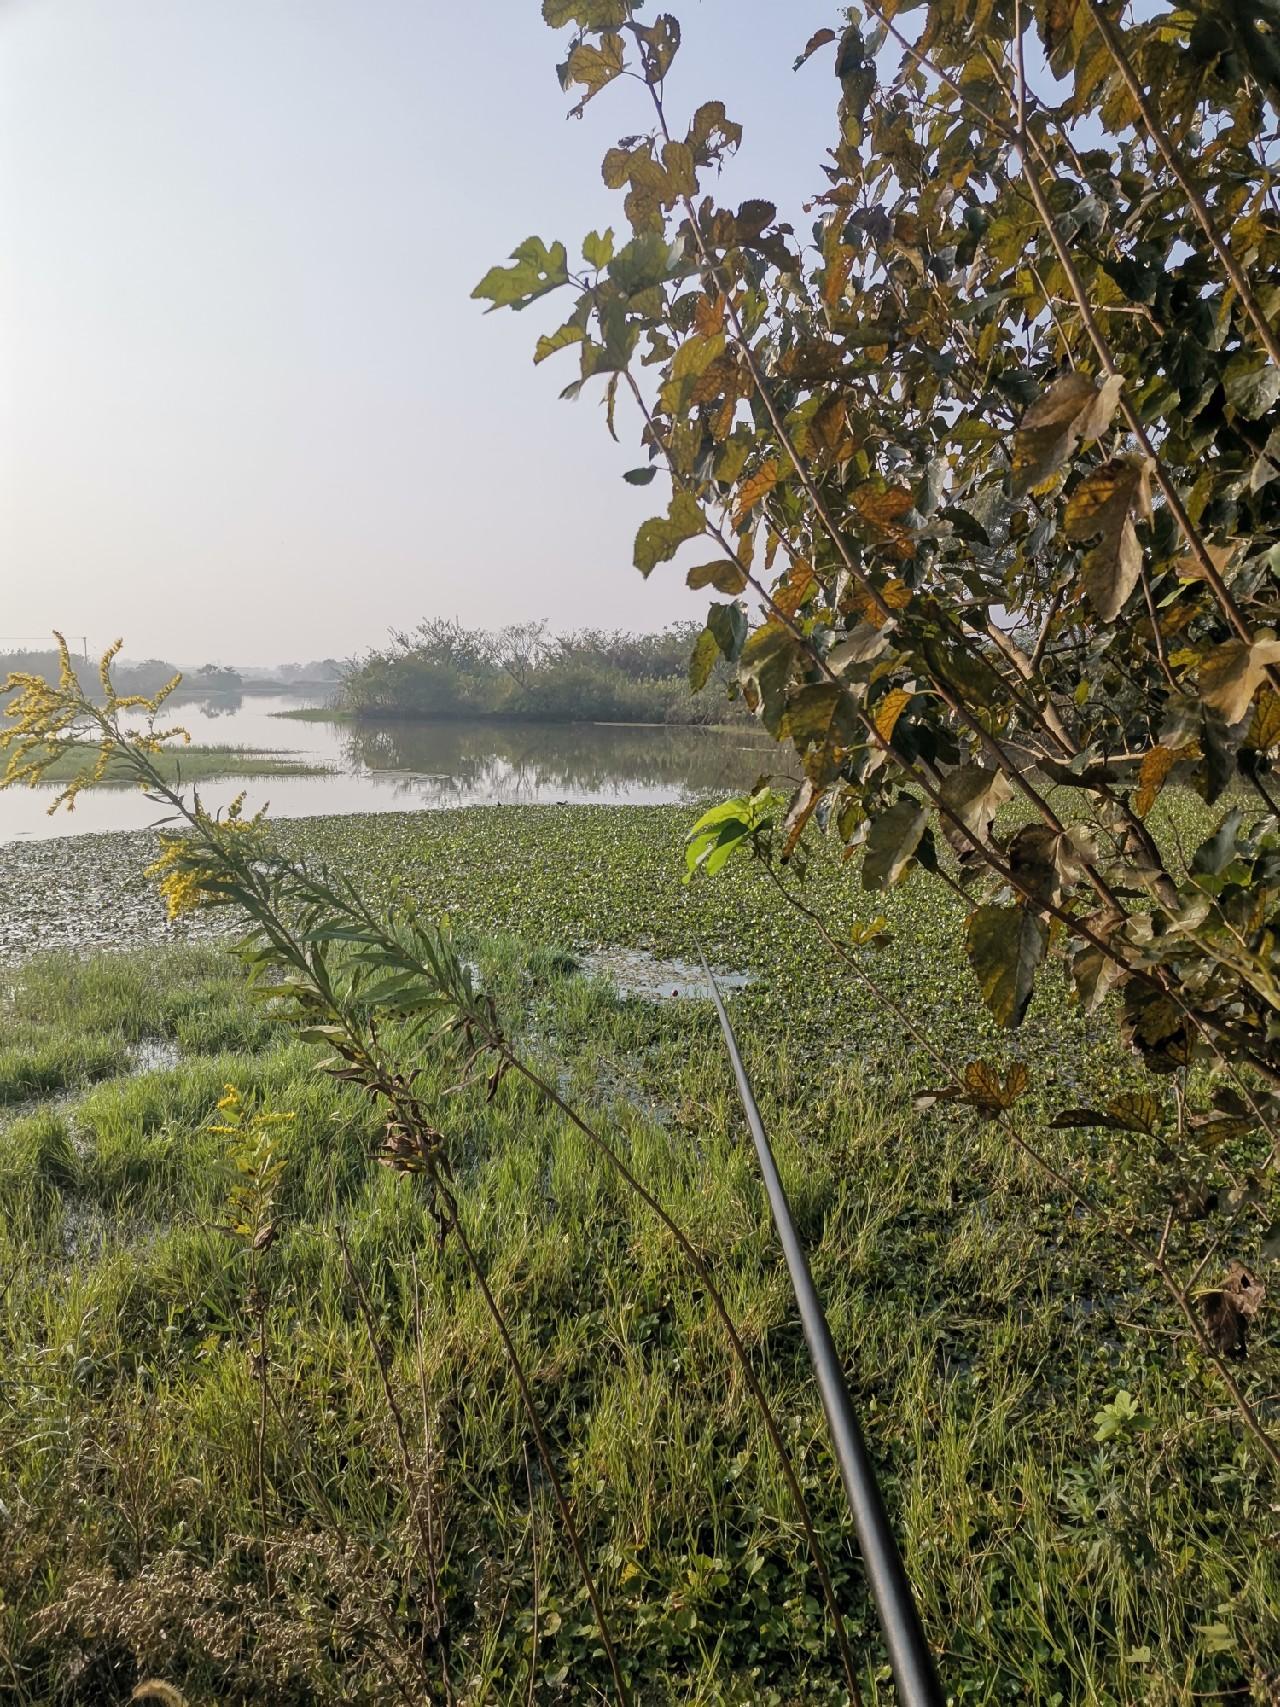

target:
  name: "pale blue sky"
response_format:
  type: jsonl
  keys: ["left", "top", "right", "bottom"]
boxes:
{"left": 0, "top": 0, "right": 841, "bottom": 665}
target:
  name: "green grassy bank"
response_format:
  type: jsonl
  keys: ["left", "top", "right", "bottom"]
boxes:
{"left": 30, "top": 742, "right": 329, "bottom": 785}
{"left": 0, "top": 804, "right": 1276, "bottom": 1704}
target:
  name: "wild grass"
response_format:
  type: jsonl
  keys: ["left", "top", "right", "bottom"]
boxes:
{"left": 0, "top": 913, "right": 1276, "bottom": 1704}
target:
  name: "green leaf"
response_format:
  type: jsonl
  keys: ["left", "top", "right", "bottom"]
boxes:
{"left": 1191, "top": 805, "right": 1244, "bottom": 877}
{"left": 686, "top": 100, "right": 742, "bottom": 165}
{"left": 609, "top": 233, "right": 685, "bottom": 297}
{"left": 582, "top": 228, "right": 614, "bottom": 269}
{"left": 782, "top": 683, "right": 846, "bottom": 749}
{"left": 633, "top": 491, "right": 704, "bottom": 577}
{"left": 739, "top": 622, "right": 800, "bottom": 734}
{"left": 688, "top": 627, "right": 719, "bottom": 693}
{"left": 633, "top": 14, "right": 681, "bottom": 83}
{"left": 533, "top": 318, "right": 586, "bottom": 365}
{"left": 707, "top": 601, "right": 747, "bottom": 661}
{"left": 862, "top": 799, "right": 928, "bottom": 891}
{"left": 964, "top": 904, "right": 1047, "bottom": 1027}
{"left": 684, "top": 788, "right": 778, "bottom": 881}
{"left": 622, "top": 466, "right": 658, "bottom": 485}
{"left": 1223, "top": 350, "right": 1280, "bottom": 420}
{"left": 937, "top": 765, "right": 1013, "bottom": 853}
{"left": 1094, "top": 1389, "right": 1147, "bottom": 1442}
{"left": 472, "top": 237, "right": 570, "bottom": 313}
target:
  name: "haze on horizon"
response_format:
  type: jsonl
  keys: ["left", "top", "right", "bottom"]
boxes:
{"left": 0, "top": 0, "right": 839, "bottom": 667}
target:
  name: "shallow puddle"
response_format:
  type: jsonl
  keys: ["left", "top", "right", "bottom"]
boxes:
{"left": 581, "top": 947, "right": 751, "bottom": 1003}
{"left": 127, "top": 1038, "right": 182, "bottom": 1073}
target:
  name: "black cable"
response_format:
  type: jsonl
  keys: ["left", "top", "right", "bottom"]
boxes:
{"left": 698, "top": 947, "right": 945, "bottom": 1707}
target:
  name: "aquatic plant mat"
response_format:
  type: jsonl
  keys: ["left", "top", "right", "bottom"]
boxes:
{"left": 0, "top": 805, "right": 1276, "bottom": 1702}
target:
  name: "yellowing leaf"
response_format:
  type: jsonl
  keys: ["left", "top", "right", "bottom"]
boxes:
{"left": 1247, "top": 688, "right": 1280, "bottom": 752}
{"left": 773, "top": 559, "right": 815, "bottom": 617}
{"left": 688, "top": 627, "right": 719, "bottom": 692}
{"left": 1064, "top": 457, "right": 1150, "bottom": 622}
{"left": 1199, "top": 637, "right": 1280, "bottom": 726}
{"left": 874, "top": 688, "right": 913, "bottom": 741}
{"left": 1010, "top": 371, "right": 1123, "bottom": 499}
{"left": 686, "top": 559, "right": 748, "bottom": 595}
{"left": 566, "top": 33, "right": 625, "bottom": 113}
{"left": 847, "top": 575, "right": 912, "bottom": 629}
{"left": 733, "top": 460, "right": 780, "bottom": 526}
{"left": 633, "top": 491, "right": 704, "bottom": 577}
{"left": 1134, "top": 744, "right": 1176, "bottom": 817}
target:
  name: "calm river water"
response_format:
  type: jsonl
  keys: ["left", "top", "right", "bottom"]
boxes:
{"left": 0, "top": 693, "right": 773, "bottom": 841}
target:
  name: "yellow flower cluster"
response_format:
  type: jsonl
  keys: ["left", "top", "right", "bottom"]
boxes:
{"left": 146, "top": 836, "right": 207, "bottom": 920}
{"left": 145, "top": 795, "right": 267, "bottom": 920}
{"left": 1, "top": 633, "right": 188, "bottom": 813}
{"left": 209, "top": 1081, "right": 295, "bottom": 1138}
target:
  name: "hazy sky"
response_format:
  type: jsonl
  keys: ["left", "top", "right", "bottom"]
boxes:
{"left": 0, "top": 0, "right": 843, "bottom": 666}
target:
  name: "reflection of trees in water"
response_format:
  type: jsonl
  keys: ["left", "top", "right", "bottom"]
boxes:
{"left": 169, "top": 691, "right": 245, "bottom": 719}
{"left": 342, "top": 719, "right": 774, "bottom": 803}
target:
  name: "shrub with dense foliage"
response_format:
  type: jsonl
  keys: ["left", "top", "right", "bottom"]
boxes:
{"left": 341, "top": 617, "right": 740, "bottom": 723}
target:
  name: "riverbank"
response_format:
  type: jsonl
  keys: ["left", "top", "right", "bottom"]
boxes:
{"left": 0, "top": 805, "right": 1276, "bottom": 1703}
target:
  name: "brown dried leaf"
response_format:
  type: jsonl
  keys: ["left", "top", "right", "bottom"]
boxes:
{"left": 1199, "top": 637, "right": 1280, "bottom": 727}
{"left": 1010, "top": 371, "right": 1124, "bottom": 499}
{"left": 1200, "top": 1262, "right": 1264, "bottom": 1358}
{"left": 1064, "top": 457, "right": 1150, "bottom": 622}
{"left": 781, "top": 778, "right": 820, "bottom": 860}
{"left": 773, "top": 559, "right": 816, "bottom": 617}
{"left": 1134, "top": 744, "right": 1176, "bottom": 817}
{"left": 733, "top": 459, "right": 780, "bottom": 527}
{"left": 823, "top": 245, "right": 855, "bottom": 308}
{"left": 1173, "top": 539, "right": 1242, "bottom": 584}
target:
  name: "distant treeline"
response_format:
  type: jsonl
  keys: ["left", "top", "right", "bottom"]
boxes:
{"left": 0, "top": 651, "right": 344, "bottom": 701}
{"left": 0, "top": 650, "right": 182, "bottom": 700}
{"left": 340, "top": 619, "right": 739, "bottom": 724}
